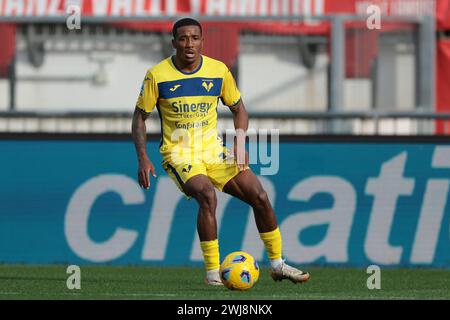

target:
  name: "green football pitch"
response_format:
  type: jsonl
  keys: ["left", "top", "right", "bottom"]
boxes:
{"left": 0, "top": 265, "right": 449, "bottom": 300}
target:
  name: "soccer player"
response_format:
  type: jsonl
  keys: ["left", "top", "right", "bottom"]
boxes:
{"left": 132, "top": 18, "right": 310, "bottom": 286}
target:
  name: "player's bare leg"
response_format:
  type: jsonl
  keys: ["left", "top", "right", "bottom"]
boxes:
{"left": 184, "top": 175, "right": 218, "bottom": 240}
{"left": 183, "top": 174, "right": 223, "bottom": 286}
{"left": 223, "top": 169, "right": 310, "bottom": 284}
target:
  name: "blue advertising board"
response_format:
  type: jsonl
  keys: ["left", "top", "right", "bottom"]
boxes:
{"left": 0, "top": 136, "right": 449, "bottom": 267}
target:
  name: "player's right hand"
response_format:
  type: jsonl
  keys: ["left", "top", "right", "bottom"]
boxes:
{"left": 138, "top": 156, "right": 157, "bottom": 189}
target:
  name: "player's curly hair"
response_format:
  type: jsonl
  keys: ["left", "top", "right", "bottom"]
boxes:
{"left": 172, "top": 17, "right": 202, "bottom": 39}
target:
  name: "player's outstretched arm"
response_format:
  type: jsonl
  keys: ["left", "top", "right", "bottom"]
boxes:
{"left": 230, "top": 99, "right": 249, "bottom": 170}
{"left": 131, "top": 107, "right": 157, "bottom": 189}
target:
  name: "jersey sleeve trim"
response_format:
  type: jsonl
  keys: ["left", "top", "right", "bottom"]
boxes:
{"left": 227, "top": 97, "right": 242, "bottom": 109}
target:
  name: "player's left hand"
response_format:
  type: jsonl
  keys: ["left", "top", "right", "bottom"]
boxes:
{"left": 233, "top": 138, "right": 249, "bottom": 171}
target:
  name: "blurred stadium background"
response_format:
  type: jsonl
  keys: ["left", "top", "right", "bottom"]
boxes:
{"left": 0, "top": 0, "right": 447, "bottom": 134}
{"left": 1, "top": 0, "right": 450, "bottom": 299}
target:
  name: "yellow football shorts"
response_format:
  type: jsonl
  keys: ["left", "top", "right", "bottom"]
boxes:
{"left": 162, "top": 145, "right": 249, "bottom": 198}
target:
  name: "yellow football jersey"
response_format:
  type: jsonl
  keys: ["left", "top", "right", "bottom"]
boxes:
{"left": 136, "top": 55, "right": 241, "bottom": 159}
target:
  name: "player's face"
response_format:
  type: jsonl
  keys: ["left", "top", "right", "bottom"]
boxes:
{"left": 172, "top": 25, "right": 203, "bottom": 65}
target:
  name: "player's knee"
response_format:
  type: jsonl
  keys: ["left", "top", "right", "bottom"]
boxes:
{"left": 196, "top": 185, "right": 217, "bottom": 210}
{"left": 252, "top": 190, "right": 270, "bottom": 209}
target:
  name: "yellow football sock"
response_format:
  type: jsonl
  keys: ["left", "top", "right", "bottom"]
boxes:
{"left": 200, "top": 239, "right": 220, "bottom": 271}
{"left": 259, "top": 227, "right": 282, "bottom": 260}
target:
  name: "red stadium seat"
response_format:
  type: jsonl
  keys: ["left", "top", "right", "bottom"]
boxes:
{"left": 0, "top": 24, "right": 15, "bottom": 78}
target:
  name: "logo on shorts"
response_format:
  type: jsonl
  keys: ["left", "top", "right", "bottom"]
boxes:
{"left": 182, "top": 164, "right": 192, "bottom": 173}
{"left": 219, "top": 151, "right": 233, "bottom": 161}
{"left": 218, "top": 152, "right": 227, "bottom": 160}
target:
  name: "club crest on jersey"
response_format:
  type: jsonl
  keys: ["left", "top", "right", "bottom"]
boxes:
{"left": 202, "top": 81, "right": 214, "bottom": 92}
